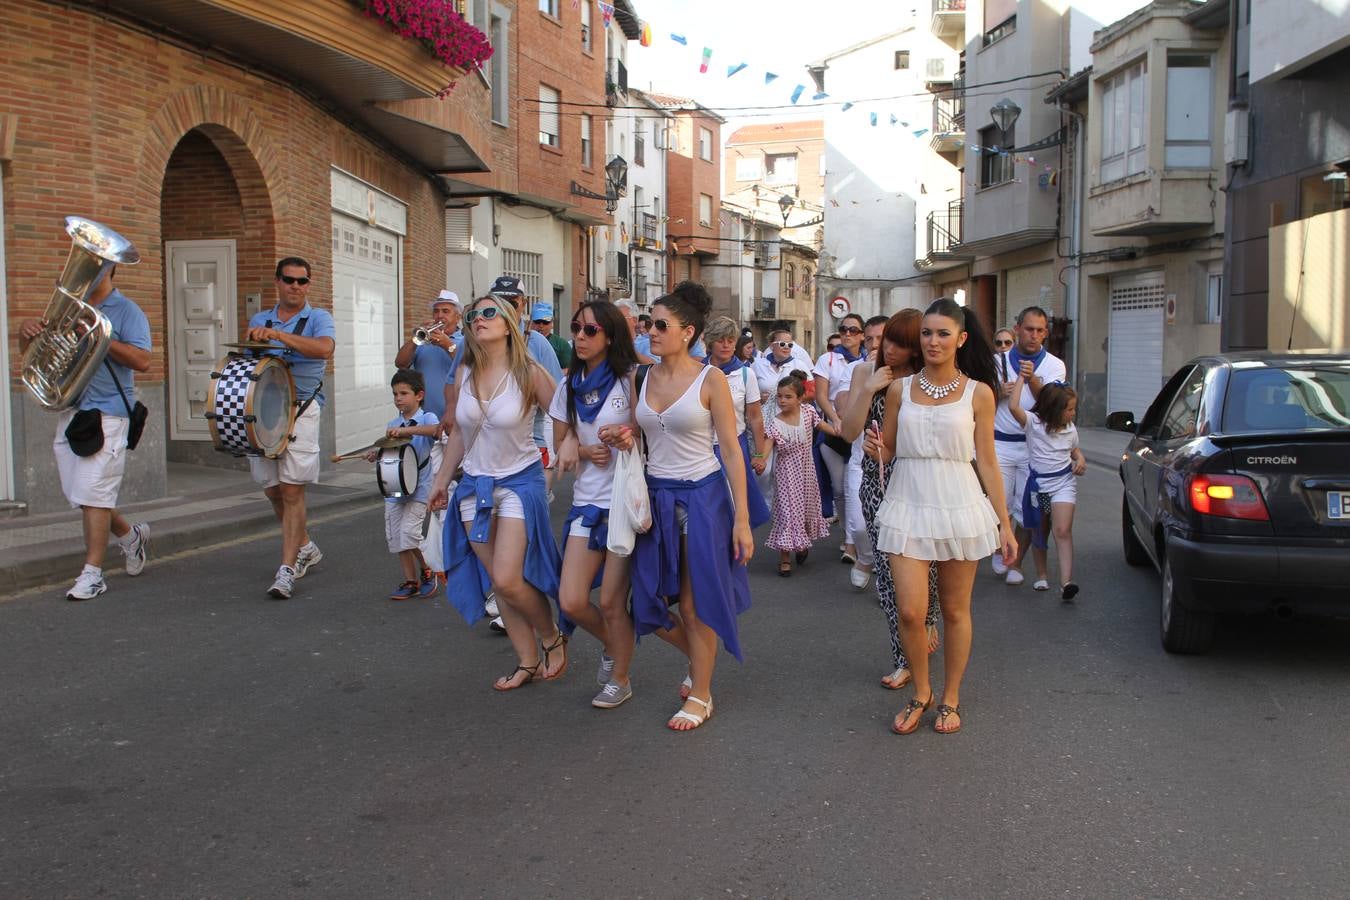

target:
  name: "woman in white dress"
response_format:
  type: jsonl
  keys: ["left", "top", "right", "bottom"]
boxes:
{"left": 874, "top": 298, "right": 1016, "bottom": 735}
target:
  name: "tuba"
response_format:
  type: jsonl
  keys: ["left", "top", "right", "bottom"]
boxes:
{"left": 21, "top": 217, "right": 141, "bottom": 410}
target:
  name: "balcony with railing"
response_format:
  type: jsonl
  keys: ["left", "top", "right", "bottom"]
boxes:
{"left": 752, "top": 297, "right": 777, "bottom": 320}
{"left": 918, "top": 199, "right": 970, "bottom": 270}
{"left": 930, "top": 93, "right": 965, "bottom": 158}
{"left": 606, "top": 58, "right": 629, "bottom": 106}
{"left": 931, "top": 0, "right": 966, "bottom": 40}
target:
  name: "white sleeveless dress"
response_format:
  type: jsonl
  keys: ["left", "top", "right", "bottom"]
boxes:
{"left": 874, "top": 376, "right": 1000, "bottom": 561}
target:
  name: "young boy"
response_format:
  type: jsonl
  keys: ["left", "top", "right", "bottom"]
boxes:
{"left": 369, "top": 369, "right": 442, "bottom": 599}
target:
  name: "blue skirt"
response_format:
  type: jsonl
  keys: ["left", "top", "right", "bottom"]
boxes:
{"left": 713, "top": 430, "right": 771, "bottom": 530}
{"left": 632, "top": 470, "right": 752, "bottom": 661}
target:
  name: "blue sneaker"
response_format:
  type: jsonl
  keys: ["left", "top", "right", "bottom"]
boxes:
{"left": 390, "top": 580, "right": 418, "bottom": 601}
{"left": 418, "top": 570, "right": 439, "bottom": 598}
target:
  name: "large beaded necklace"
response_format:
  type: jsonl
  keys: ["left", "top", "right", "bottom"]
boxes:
{"left": 917, "top": 368, "right": 962, "bottom": 399}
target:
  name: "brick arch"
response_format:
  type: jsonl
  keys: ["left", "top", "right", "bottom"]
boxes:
{"left": 139, "top": 84, "right": 287, "bottom": 220}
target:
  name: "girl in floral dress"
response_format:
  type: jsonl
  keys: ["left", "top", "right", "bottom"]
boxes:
{"left": 765, "top": 371, "right": 833, "bottom": 576}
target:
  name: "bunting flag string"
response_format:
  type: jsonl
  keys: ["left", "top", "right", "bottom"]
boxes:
{"left": 699, "top": 47, "right": 712, "bottom": 74}
{"left": 670, "top": 33, "right": 687, "bottom": 45}
{"left": 764, "top": 72, "right": 778, "bottom": 84}
{"left": 789, "top": 85, "right": 804, "bottom": 104}
{"left": 726, "top": 62, "right": 747, "bottom": 78}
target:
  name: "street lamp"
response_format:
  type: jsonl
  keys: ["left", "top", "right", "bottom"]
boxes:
{"left": 778, "top": 193, "right": 794, "bottom": 227}
{"left": 604, "top": 156, "right": 628, "bottom": 213}
{"left": 989, "top": 97, "right": 1021, "bottom": 140}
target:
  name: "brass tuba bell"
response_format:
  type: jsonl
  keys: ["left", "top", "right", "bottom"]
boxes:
{"left": 21, "top": 217, "right": 141, "bottom": 410}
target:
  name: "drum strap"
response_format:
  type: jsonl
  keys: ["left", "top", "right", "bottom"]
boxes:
{"left": 268, "top": 314, "right": 322, "bottom": 421}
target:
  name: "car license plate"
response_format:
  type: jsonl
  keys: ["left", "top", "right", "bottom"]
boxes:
{"left": 1330, "top": 491, "right": 1349, "bottom": 519}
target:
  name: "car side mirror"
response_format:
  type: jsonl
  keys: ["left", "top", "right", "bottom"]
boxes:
{"left": 1105, "top": 411, "right": 1137, "bottom": 434}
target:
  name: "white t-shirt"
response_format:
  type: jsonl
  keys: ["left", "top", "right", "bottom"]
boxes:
{"left": 715, "top": 365, "right": 755, "bottom": 444}
{"left": 1025, "top": 412, "right": 1078, "bottom": 474}
{"left": 548, "top": 376, "right": 631, "bottom": 507}
{"left": 993, "top": 349, "right": 1067, "bottom": 442}
{"left": 812, "top": 350, "right": 857, "bottom": 407}
{"left": 845, "top": 358, "right": 871, "bottom": 465}
{"left": 754, "top": 352, "right": 814, "bottom": 416}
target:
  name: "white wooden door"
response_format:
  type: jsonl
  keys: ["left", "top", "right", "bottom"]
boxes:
{"left": 1107, "top": 271, "right": 1165, "bottom": 420}
{"left": 166, "top": 240, "right": 237, "bottom": 440}
{"left": 331, "top": 214, "right": 401, "bottom": 452}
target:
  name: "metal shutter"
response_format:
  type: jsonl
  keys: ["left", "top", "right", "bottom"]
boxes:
{"left": 1107, "top": 271, "right": 1166, "bottom": 420}
{"left": 445, "top": 207, "right": 471, "bottom": 253}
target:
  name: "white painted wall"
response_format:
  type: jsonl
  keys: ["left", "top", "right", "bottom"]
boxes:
{"left": 1251, "top": 0, "right": 1350, "bottom": 82}
{"left": 821, "top": 28, "right": 960, "bottom": 283}
{"left": 445, "top": 199, "right": 569, "bottom": 312}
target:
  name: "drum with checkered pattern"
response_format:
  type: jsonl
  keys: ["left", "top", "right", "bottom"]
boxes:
{"left": 205, "top": 354, "right": 296, "bottom": 459}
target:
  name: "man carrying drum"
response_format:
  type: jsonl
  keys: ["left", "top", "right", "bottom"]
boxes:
{"left": 246, "top": 256, "right": 336, "bottom": 600}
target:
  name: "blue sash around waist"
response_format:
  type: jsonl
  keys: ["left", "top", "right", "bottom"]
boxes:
{"left": 1021, "top": 463, "right": 1074, "bottom": 548}
{"left": 995, "top": 430, "right": 1027, "bottom": 443}
{"left": 713, "top": 430, "right": 771, "bottom": 530}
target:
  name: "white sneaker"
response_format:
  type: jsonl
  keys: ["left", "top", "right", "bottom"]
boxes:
{"left": 268, "top": 565, "right": 296, "bottom": 600}
{"left": 484, "top": 592, "right": 500, "bottom": 617}
{"left": 66, "top": 568, "right": 106, "bottom": 601}
{"left": 293, "top": 542, "right": 323, "bottom": 579}
{"left": 121, "top": 523, "right": 150, "bottom": 576}
{"left": 1005, "top": 569, "right": 1025, "bottom": 586}
{"left": 849, "top": 567, "right": 872, "bottom": 591}
{"left": 991, "top": 551, "right": 1007, "bottom": 576}
{"left": 488, "top": 616, "right": 506, "bottom": 633}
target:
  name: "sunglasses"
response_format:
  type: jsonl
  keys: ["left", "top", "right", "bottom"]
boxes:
{"left": 465, "top": 306, "right": 502, "bottom": 324}
{"left": 570, "top": 321, "right": 603, "bottom": 337}
{"left": 652, "top": 318, "right": 685, "bottom": 332}
{"left": 532, "top": 319, "right": 552, "bottom": 326}
{"left": 278, "top": 275, "right": 310, "bottom": 286}
{"left": 773, "top": 340, "right": 794, "bottom": 350}
{"left": 994, "top": 339, "right": 1014, "bottom": 348}
{"left": 839, "top": 326, "right": 864, "bottom": 336}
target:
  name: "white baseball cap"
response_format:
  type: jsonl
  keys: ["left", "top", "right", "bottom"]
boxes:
{"left": 431, "top": 289, "right": 461, "bottom": 311}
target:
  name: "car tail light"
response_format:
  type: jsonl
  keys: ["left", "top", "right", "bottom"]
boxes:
{"left": 1187, "top": 474, "right": 1270, "bottom": 521}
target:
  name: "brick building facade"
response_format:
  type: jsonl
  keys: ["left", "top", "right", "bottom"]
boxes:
{"left": 1, "top": 0, "right": 489, "bottom": 510}
{"left": 647, "top": 95, "right": 724, "bottom": 289}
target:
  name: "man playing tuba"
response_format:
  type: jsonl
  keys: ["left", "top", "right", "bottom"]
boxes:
{"left": 19, "top": 265, "right": 153, "bottom": 601}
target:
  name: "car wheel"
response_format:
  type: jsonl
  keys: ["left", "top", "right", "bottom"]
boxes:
{"left": 1160, "top": 552, "right": 1215, "bottom": 654}
{"left": 1122, "top": 495, "right": 1149, "bottom": 567}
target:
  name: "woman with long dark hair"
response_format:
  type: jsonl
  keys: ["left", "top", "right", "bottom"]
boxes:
{"left": 429, "top": 295, "right": 563, "bottom": 692}
{"left": 550, "top": 301, "right": 641, "bottom": 708}
{"left": 874, "top": 298, "right": 1015, "bottom": 735}
{"left": 839, "top": 310, "right": 941, "bottom": 689}
{"left": 602, "top": 281, "right": 754, "bottom": 732}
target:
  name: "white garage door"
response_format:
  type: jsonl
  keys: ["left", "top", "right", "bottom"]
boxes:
{"left": 331, "top": 215, "right": 401, "bottom": 453}
{"left": 1107, "top": 271, "right": 1165, "bottom": 421}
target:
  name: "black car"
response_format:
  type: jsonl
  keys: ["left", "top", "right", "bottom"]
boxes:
{"left": 1108, "top": 352, "right": 1350, "bottom": 653}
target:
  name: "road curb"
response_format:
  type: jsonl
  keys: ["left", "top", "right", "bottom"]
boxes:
{"left": 0, "top": 491, "right": 374, "bottom": 598}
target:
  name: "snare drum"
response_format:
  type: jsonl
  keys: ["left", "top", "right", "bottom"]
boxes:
{"left": 206, "top": 354, "right": 297, "bottom": 458}
{"left": 376, "top": 443, "right": 424, "bottom": 499}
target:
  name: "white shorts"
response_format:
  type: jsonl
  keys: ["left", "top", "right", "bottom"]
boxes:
{"left": 385, "top": 499, "right": 428, "bottom": 553}
{"left": 568, "top": 517, "right": 595, "bottom": 540}
{"left": 458, "top": 487, "right": 525, "bottom": 523}
{"left": 249, "top": 403, "right": 320, "bottom": 488}
{"left": 54, "top": 409, "right": 129, "bottom": 509}
{"left": 1031, "top": 472, "right": 1078, "bottom": 507}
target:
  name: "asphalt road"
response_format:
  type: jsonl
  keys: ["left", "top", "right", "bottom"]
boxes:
{"left": 4, "top": 464, "right": 1350, "bottom": 898}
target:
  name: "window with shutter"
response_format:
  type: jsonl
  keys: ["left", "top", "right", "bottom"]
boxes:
{"left": 445, "top": 208, "right": 472, "bottom": 253}
{"left": 539, "top": 85, "right": 560, "bottom": 147}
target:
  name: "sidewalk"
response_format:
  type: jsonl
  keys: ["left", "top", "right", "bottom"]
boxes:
{"left": 1078, "top": 426, "right": 1130, "bottom": 473}
{"left": 0, "top": 462, "right": 377, "bottom": 596}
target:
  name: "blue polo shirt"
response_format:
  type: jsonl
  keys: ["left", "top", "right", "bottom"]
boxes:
{"left": 384, "top": 409, "right": 438, "bottom": 503}
{"left": 79, "top": 289, "right": 152, "bottom": 416}
{"left": 247, "top": 303, "right": 336, "bottom": 406}
{"left": 412, "top": 338, "right": 457, "bottom": 418}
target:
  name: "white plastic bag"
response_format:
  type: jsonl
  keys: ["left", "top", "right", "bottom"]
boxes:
{"left": 420, "top": 506, "right": 445, "bottom": 573}
{"left": 606, "top": 446, "right": 650, "bottom": 557}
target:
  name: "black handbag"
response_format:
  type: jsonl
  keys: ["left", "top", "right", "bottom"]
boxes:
{"left": 104, "top": 360, "right": 149, "bottom": 450}
{"left": 64, "top": 408, "right": 104, "bottom": 457}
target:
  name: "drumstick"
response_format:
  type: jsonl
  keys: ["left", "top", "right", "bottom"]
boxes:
{"left": 330, "top": 444, "right": 379, "bottom": 463}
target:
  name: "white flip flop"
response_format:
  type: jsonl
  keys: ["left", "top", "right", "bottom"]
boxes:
{"left": 1033, "top": 579, "right": 1050, "bottom": 591}
{"left": 668, "top": 695, "right": 713, "bottom": 731}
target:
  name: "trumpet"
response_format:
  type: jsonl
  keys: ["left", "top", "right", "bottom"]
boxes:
{"left": 412, "top": 322, "right": 445, "bottom": 345}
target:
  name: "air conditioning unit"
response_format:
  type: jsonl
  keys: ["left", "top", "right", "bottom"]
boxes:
{"left": 926, "top": 58, "right": 947, "bottom": 80}
{"left": 1224, "top": 107, "right": 1250, "bottom": 166}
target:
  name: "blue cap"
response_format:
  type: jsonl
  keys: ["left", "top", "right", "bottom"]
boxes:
{"left": 530, "top": 302, "right": 554, "bottom": 321}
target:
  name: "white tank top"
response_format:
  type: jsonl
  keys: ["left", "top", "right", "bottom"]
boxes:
{"left": 636, "top": 365, "right": 721, "bottom": 481}
{"left": 457, "top": 368, "right": 539, "bottom": 478}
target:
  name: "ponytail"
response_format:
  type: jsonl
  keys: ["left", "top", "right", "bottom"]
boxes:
{"left": 924, "top": 297, "right": 998, "bottom": 394}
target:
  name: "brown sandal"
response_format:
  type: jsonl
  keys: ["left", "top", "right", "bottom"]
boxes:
{"left": 934, "top": 704, "right": 962, "bottom": 734}
{"left": 541, "top": 631, "right": 569, "bottom": 680}
{"left": 891, "top": 694, "right": 934, "bottom": 735}
{"left": 493, "top": 661, "right": 541, "bottom": 692}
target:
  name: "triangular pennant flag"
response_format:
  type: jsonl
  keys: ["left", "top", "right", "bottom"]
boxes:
{"left": 670, "top": 33, "right": 687, "bottom": 44}
{"left": 889, "top": 114, "right": 897, "bottom": 125}
{"left": 726, "top": 62, "right": 747, "bottom": 78}
{"left": 870, "top": 113, "right": 877, "bottom": 126}
{"left": 764, "top": 72, "right": 778, "bottom": 84}
{"left": 912, "top": 128, "right": 929, "bottom": 138}
{"left": 699, "top": 47, "right": 712, "bottom": 74}
{"left": 900, "top": 121, "right": 909, "bottom": 127}
{"left": 790, "top": 85, "right": 804, "bottom": 104}
{"left": 840, "top": 102, "right": 853, "bottom": 112}
{"left": 812, "top": 92, "right": 828, "bottom": 101}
